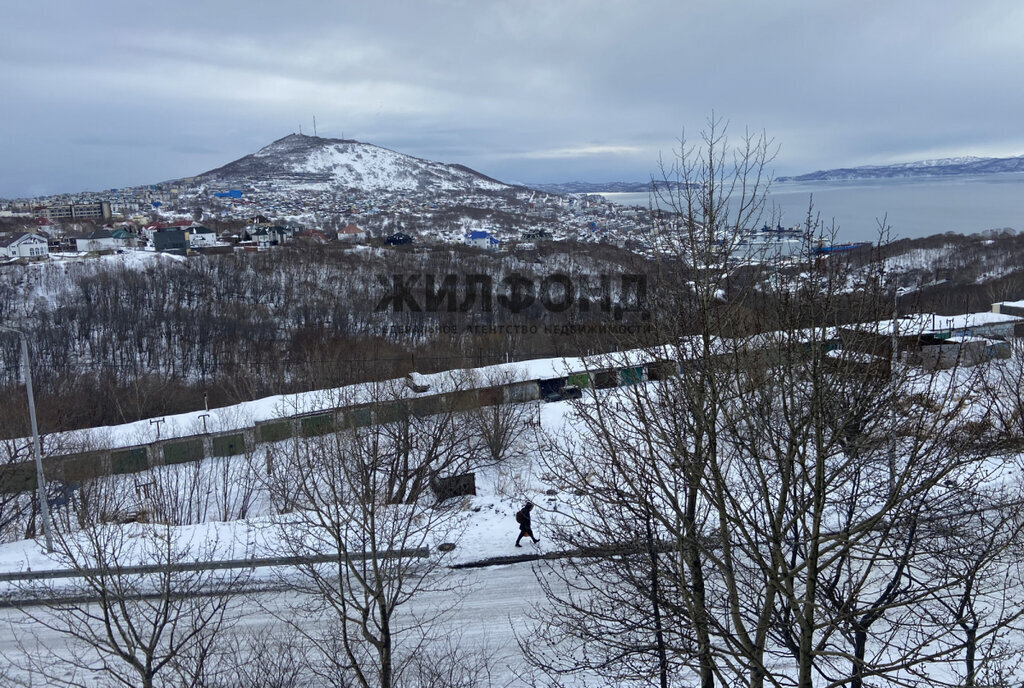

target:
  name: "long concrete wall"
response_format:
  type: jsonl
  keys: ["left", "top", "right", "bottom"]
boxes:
{"left": 0, "top": 360, "right": 673, "bottom": 495}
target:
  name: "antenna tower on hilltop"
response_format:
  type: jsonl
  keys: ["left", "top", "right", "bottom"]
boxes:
{"left": 313, "top": 115, "right": 317, "bottom": 137}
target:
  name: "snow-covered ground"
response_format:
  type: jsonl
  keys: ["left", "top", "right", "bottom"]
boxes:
{"left": 0, "top": 562, "right": 556, "bottom": 687}
{"left": 0, "top": 392, "right": 572, "bottom": 577}
{"left": 0, "top": 348, "right": 1019, "bottom": 686}
{"left": 0, "top": 393, "right": 576, "bottom": 686}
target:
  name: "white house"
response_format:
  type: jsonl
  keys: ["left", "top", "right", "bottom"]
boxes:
{"left": 337, "top": 223, "right": 367, "bottom": 242}
{"left": 111, "top": 228, "right": 138, "bottom": 248}
{"left": 75, "top": 229, "right": 117, "bottom": 253}
{"left": 187, "top": 225, "right": 217, "bottom": 247}
{"left": 252, "top": 227, "right": 272, "bottom": 250}
{"left": 0, "top": 232, "right": 49, "bottom": 259}
{"left": 464, "top": 230, "right": 500, "bottom": 250}
{"left": 267, "top": 226, "right": 291, "bottom": 245}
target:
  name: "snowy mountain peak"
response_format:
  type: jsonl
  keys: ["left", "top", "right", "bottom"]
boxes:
{"left": 251, "top": 133, "right": 358, "bottom": 158}
{"left": 200, "top": 134, "right": 513, "bottom": 194}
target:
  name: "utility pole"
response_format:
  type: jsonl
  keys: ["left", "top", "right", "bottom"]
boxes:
{"left": 200, "top": 392, "right": 210, "bottom": 432}
{"left": 1, "top": 326, "right": 53, "bottom": 553}
{"left": 150, "top": 418, "right": 165, "bottom": 440}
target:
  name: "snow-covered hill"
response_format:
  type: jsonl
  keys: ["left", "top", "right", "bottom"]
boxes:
{"left": 777, "top": 153, "right": 1024, "bottom": 182}
{"left": 198, "top": 134, "right": 514, "bottom": 194}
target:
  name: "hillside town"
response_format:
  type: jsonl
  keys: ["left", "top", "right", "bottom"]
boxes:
{"left": 0, "top": 163, "right": 656, "bottom": 263}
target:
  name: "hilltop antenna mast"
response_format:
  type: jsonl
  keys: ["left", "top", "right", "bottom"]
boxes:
{"left": 313, "top": 115, "right": 317, "bottom": 137}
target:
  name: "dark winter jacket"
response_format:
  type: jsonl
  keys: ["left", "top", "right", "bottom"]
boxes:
{"left": 516, "top": 505, "right": 533, "bottom": 533}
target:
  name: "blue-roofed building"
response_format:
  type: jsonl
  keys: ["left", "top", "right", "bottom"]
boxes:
{"left": 464, "top": 230, "right": 500, "bottom": 250}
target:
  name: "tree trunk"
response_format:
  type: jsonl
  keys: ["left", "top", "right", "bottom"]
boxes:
{"left": 645, "top": 515, "right": 669, "bottom": 688}
{"left": 964, "top": 624, "right": 977, "bottom": 688}
{"left": 683, "top": 482, "right": 714, "bottom": 688}
{"left": 851, "top": 627, "right": 867, "bottom": 688}
{"left": 379, "top": 601, "right": 393, "bottom": 688}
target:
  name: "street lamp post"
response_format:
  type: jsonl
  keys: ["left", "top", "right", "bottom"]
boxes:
{"left": 2, "top": 326, "right": 54, "bottom": 553}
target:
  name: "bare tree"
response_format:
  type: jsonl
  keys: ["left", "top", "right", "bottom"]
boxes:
{"left": 5, "top": 468, "right": 250, "bottom": 688}
{"left": 261, "top": 384, "right": 470, "bottom": 688}
{"left": 218, "top": 628, "right": 314, "bottom": 688}
{"left": 372, "top": 378, "right": 477, "bottom": 504}
{"left": 524, "top": 116, "right": 1022, "bottom": 688}
{"left": 467, "top": 368, "right": 533, "bottom": 466}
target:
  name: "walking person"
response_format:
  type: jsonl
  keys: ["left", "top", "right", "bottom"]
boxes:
{"left": 515, "top": 502, "right": 540, "bottom": 547}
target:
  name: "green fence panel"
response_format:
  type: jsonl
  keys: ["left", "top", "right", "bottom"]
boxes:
{"left": 567, "top": 373, "right": 591, "bottom": 389}
{"left": 162, "top": 438, "right": 204, "bottom": 465}
{"left": 112, "top": 447, "right": 148, "bottom": 475}
{"left": 593, "top": 370, "right": 618, "bottom": 389}
{"left": 342, "top": 406, "right": 374, "bottom": 428}
{"left": 0, "top": 463, "right": 36, "bottom": 493}
{"left": 619, "top": 367, "right": 644, "bottom": 386}
{"left": 411, "top": 395, "right": 442, "bottom": 418}
{"left": 375, "top": 401, "right": 409, "bottom": 425}
{"left": 258, "top": 420, "right": 293, "bottom": 443}
{"left": 211, "top": 433, "right": 246, "bottom": 457}
{"left": 300, "top": 414, "right": 334, "bottom": 437}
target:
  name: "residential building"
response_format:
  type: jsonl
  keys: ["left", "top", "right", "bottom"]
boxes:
{"left": 44, "top": 201, "right": 112, "bottom": 221}
{"left": 337, "top": 223, "right": 367, "bottom": 241}
{"left": 386, "top": 232, "right": 413, "bottom": 246}
{"left": 152, "top": 229, "right": 188, "bottom": 253}
{"left": 251, "top": 227, "right": 272, "bottom": 250}
{"left": 464, "top": 229, "right": 500, "bottom": 250}
{"left": 111, "top": 228, "right": 139, "bottom": 248}
{"left": 187, "top": 225, "right": 217, "bottom": 247}
{"left": 0, "top": 232, "right": 49, "bottom": 259}
{"left": 266, "top": 225, "right": 292, "bottom": 244}
{"left": 75, "top": 229, "right": 116, "bottom": 253}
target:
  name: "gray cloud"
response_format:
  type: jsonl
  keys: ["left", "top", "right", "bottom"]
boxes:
{"left": 2, "top": 0, "right": 1022, "bottom": 196}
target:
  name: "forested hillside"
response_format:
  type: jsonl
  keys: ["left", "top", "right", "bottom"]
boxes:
{"left": 5, "top": 228, "right": 1024, "bottom": 437}
{"left": 0, "top": 243, "right": 656, "bottom": 433}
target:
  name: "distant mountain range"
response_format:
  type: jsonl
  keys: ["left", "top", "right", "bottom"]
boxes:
{"left": 183, "top": 137, "right": 1024, "bottom": 201}
{"left": 535, "top": 154, "right": 1024, "bottom": 193}
{"left": 199, "top": 134, "right": 515, "bottom": 194}
{"left": 776, "top": 154, "right": 1024, "bottom": 182}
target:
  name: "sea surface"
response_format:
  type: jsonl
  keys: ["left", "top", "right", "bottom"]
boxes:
{"left": 600, "top": 173, "right": 1024, "bottom": 244}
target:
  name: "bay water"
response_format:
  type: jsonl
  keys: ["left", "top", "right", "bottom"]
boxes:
{"left": 600, "top": 173, "right": 1024, "bottom": 244}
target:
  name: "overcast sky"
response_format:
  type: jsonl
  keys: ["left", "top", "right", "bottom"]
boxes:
{"left": 2, "top": 0, "right": 1023, "bottom": 197}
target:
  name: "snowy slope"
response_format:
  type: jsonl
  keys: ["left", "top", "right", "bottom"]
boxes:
{"left": 777, "top": 153, "right": 1024, "bottom": 182}
{"left": 199, "top": 134, "right": 513, "bottom": 194}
